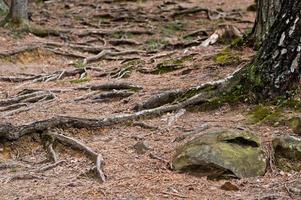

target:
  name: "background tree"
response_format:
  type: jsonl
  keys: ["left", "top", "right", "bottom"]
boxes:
{"left": 7, "top": 0, "right": 28, "bottom": 24}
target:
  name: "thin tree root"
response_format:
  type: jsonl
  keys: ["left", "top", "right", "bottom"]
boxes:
{"left": 45, "top": 130, "right": 106, "bottom": 182}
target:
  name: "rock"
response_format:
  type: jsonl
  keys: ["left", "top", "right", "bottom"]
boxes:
{"left": 272, "top": 135, "right": 301, "bottom": 172}
{"left": 170, "top": 129, "right": 267, "bottom": 179}
{"left": 133, "top": 141, "right": 150, "bottom": 154}
{"left": 221, "top": 182, "right": 239, "bottom": 191}
{"left": 288, "top": 117, "right": 301, "bottom": 136}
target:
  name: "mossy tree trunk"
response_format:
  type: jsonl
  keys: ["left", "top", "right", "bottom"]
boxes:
{"left": 251, "top": 0, "right": 282, "bottom": 45}
{"left": 7, "top": 0, "right": 28, "bottom": 24}
{"left": 242, "top": 0, "right": 301, "bottom": 99}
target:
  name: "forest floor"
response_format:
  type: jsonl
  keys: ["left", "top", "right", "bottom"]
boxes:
{"left": 0, "top": 0, "right": 299, "bottom": 199}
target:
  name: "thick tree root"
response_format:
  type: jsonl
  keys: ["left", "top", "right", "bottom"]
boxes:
{"left": 135, "top": 67, "right": 242, "bottom": 111}
{"left": 45, "top": 130, "right": 106, "bottom": 182}
{"left": 0, "top": 68, "right": 242, "bottom": 140}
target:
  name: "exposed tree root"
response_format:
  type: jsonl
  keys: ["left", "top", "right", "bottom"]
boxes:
{"left": 0, "top": 44, "right": 41, "bottom": 57}
{"left": 0, "top": 67, "right": 242, "bottom": 140}
{"left": 77, "top": 28, "right": 153, "bottom": 37}
{"left": 174, "top": 123, "right": 209, "bottom": 142}
{"left": 5, "top": 173, "right": 43, "bottom": 183}
{"left": 0, "top": 67, "right": 103, "bottom": 83}
{"left": 83, "top": 49, "right": 145, "bottom": 65}
{"left": 0, "top": 90, "right": 55, "bottom": 108}
{"left": 34, "top": 160, "right": 65, "bottom": 173}
{"left": 45, "top": 130, "right": 106, "bottom": 182}
{"left": 134, "top": 67, "right": 242, "bottom": 111}
{"left": 75, "top": 90, "right": 134, "bottom": 103}
{"left": 75, "top": 82, "right": 143, "bottom": 91}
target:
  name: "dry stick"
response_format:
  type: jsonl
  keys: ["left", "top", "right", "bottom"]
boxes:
{"left": 45, "top": 131, "right": 106, "bottom": 182}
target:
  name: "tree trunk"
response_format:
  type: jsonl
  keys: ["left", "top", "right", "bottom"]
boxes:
{"left": 8, "top": 0, "right": 28, "bottom": 23}
{"left": 243, "top": 0, "right": 301, "bottom": 99}
{"left": 252, "top": 0, "right": 282, "bottom": 45}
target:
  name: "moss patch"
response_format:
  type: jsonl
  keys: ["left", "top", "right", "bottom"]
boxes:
{"left": 152, "top": 55, "right": 193, "bottom": 74}
{"left": 248, "top": 104, "right": 284, "bottom": 125}
{"left": 213, "top": 49, "right": 241, "bottom": 66}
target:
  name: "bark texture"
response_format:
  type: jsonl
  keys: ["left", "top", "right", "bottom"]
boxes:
{"left": 8, "top": 0, "right": 28, "bottom": 23}
{"left": 244, "top": 0, "right": 301, "bottom": 98}
{"left": 252, "top": 0, "right": 282, "bottom": 45}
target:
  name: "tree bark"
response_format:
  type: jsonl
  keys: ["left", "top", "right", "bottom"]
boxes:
{"left": 8, "top": 0, "right": 28, "bottom": 23}
{"left": 252, "top": 0, "right": 282, "bottom": 45}
{"left": 243, "top": 0, "right": 301, "bottom": 99}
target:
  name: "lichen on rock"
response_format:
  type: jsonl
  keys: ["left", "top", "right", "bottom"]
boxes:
{"left": 273, "top": 135, "right": 301, "bottom": 172}
{"left": 171, "top": 129, "right": 267, "bottom": 179}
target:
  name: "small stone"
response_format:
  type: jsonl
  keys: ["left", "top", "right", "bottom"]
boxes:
{"left": 133, "top": 141, "right": 150, "bottom": 154}
{"left": 221, "top": 182, "right": 239, "bottom": 191}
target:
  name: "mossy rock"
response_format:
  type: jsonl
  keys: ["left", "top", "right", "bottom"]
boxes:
{"left": 273, "top": 135, "right": 301, "bottom": 172}
{"left": 171, "top": 129, "right": 267, "bottom": 179}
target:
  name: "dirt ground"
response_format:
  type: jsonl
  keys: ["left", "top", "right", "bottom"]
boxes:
{"left": 0, "top": 0, "right": 299, "bottom": 199}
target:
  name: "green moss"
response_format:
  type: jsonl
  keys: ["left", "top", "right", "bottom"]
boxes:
{"left": 247, "top": 64, "right": 264, "bottom": 88}
{"left": 248, "top": 104, "right": 284, "bottom": 125}
{"left": 213, "top": 49, "right": 241, "bottom": 66}
{"left": 230, "top": 37, "right": 244, "bottom": 48}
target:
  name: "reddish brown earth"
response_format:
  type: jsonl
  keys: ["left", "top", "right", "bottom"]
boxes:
{"left": 0, "top": 0, "right": 299, "bottom": 199}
